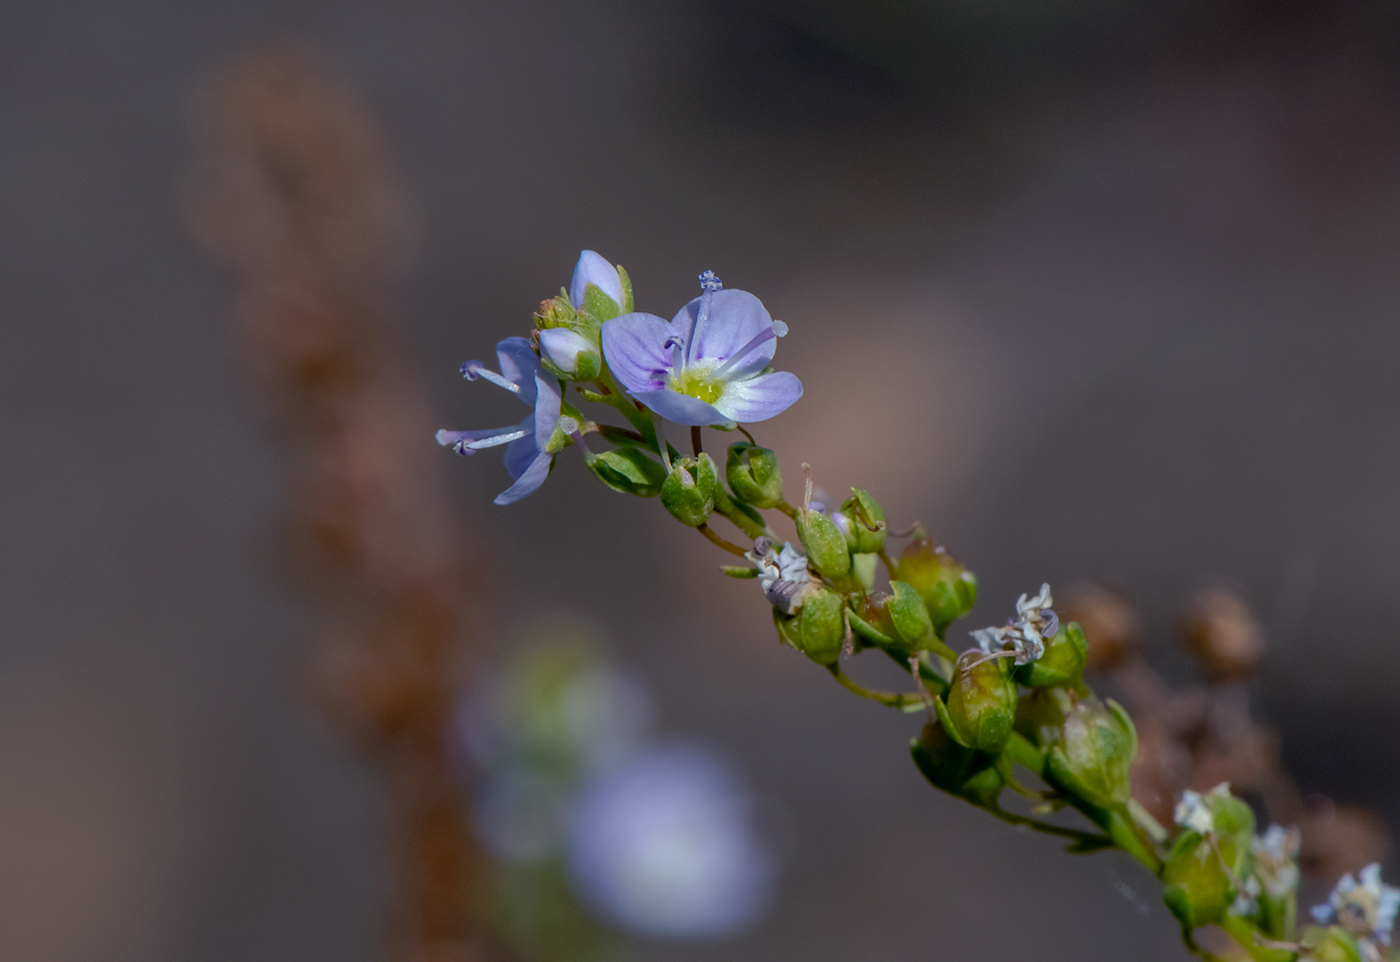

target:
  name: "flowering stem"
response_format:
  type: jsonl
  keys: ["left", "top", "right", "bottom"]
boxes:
{"left": 691, "top": 425, "right": 703, "bottom": 456}
{"left": 774, "top": 499, "right": 800, "bottom": 521}
{"left": 697, "top": 523, "right": 749, "bottom": 558}
{"left": 877, "top": 547, "right": 898, "bottom": 579}
{"left": 984, "top": 804, "right": 1114, "bottom": 851}
{"left": 826, "top": 664, "right": 925, "bottom": 709}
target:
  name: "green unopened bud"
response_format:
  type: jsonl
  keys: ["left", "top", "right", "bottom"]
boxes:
{"left": 585, "top": 447, "right": 667, "bottom": 497}
{"left": 896, "top": 536, "right": 977, "bottom": 634}
{"left": 660, "top": 453, "right": 717, "bottom": 526}
{"left": 1015, "top": 622, "right": 1089, "bottom": 689}
{"left": 538, "top": 327, "right": 602, "bottom": 381}
{"left": 797, "top": 509, "right": 851, "bottom": 580}
{"left": 935, "top": 650, "right": 1018, "bottom": 755}
{"left": 1162, "top": 830, "right": 1238, "bottom": 932}
{"left": 1044, "top": 695, "right": 1136, "bottom": 811}
{"left": 833, "top": 489, "right": 887, "bottom": 554}
{"left": 910, "top": 720, "right": 1003, "bottom": 808}
{"left": 773, "top": 588, "right": 845, "bottom": 666}
{"left": 725, "top": 443, "right": 783, "bottom": 509}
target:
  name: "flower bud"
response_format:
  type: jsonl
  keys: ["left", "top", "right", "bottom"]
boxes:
{"left": 910, "top": 720, "right": 1003, "bottom": 808}
{"left": 934, "top": 650, "right": 1018, "bottom": 755}
{"left": 1014, "top": 622, "right": 1088, "bottom": 689}
{"left": 1044, "top": 695, "right": 1135, "bottom": 811}
{"left": 773, "top": 588, "right": 846, "bottom": 666}
{"left": 797, "top": 509, "right": 851, "bottom": 581}
{"left": 569, "top": 249, "right": 628, "bottom": 320}
{"left": 832, "top": 489, "right": 887, "bottom": 554}
{"left": 896, "top": 536, "right": 977, "bottom": 634}
{"left": 660, "top": 454, "right": 717, "bottom": 527}
{"left": 725, "top": 443, "right": 783, "bottom": 509}
{"left": 537, "top": 327, "right": 602, "bottom": 382}
{"left": 584, "top": 447, "right": 667, "bottom": 497}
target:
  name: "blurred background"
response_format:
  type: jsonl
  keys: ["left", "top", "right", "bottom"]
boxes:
{"left": 5, "top": 0, "right": 1400, "bottom": 959}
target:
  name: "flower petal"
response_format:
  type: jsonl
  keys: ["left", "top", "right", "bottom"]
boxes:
{"left": 532, "top": 372, "right": 562, "bottom": 451}
{"left": 539, "top": 327, "right": 595, "bottom": 375}
{"left": 503, "top": 429, "right": 541, "bottom": 480}
{"left": 495, "top": 450, "right": 553, "bottom": 505}
{"left": 630, "top": 389, "right": 732, "bottom": 427}
{"left": 570, "top": 250, "right": 626, "bottom": 312}
{"left": 601, "top": 313, "right": 674, "bottom": 393}
{"left": 496, "top": 336, "right": 541, "bottom": 405}
{"left": 712, "top": 370, "right": 802, "bottom": 423}
{"left": 672, "top": 289, "right": 774, "bottom": 372}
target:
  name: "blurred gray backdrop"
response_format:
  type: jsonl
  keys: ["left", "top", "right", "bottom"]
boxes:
{"left": 3, "top": 0, "right": 1400, "bottom": 959}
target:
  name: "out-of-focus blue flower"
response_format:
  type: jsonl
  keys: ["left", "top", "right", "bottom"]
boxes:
{"left": 436, "top": 336, "right": 564, "bottom": 505}
{"left": 1312, "top": 863, "right": 1400, "bottom": 946}
{"left": 601, "top": 271, "right": 802, "bottom": 427}
{"left": 570, "top": 249, "right": 626, "bottom": 314}
{"left": 566, "top": 741, "right": 775, "bottom": 938}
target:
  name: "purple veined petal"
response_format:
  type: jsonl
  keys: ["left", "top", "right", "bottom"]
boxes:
{"left": 496, "top": 337, "right": 542, "bottom": 406}
{"left": 671, "top": 289, "right": 774, "bottom": 371}
{"left": 712, "top": 370, "right": 803, "bottom": 423}
{"left": 631, "top": 388, "right": 732, "bottom": 427}
{"left": 532, "top": 372, "right": 563, "bottom": 451}
{"left": 601, "top": 313, "right": 674, "bottom": 393}
{"left": 570, "top": 250, "right": 625, "bottom": 311}
{"left": 495, "top": 450, "right": 553, "bottom": 505}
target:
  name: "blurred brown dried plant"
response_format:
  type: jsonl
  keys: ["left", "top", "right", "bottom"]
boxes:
{"left": 1061, "top": 583, "right": 1389, "bottom": 885}
{"left": 187, "top": 43, "right": 489, "bottom": 962}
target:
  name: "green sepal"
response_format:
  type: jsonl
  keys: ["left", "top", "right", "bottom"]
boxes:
{"left": 773, "top": 589, "right": 845, "bottom": 666}
{"left": 888, "top": 580, "right": 937, "bottom": 651}
{"left": 659, "top": 453, "right": 717, "bottom": 527}
{"left": 1043, "top": 696, "right": 1136, "bottom": 811}
{"left": 836, "top": 489, "right": 887, "bottom": 554}
{"left": 725, "top": 442, "right": 783, "bottom": 509}
{"left": 581, "top": 281, "right": 622, "bottom": 323}
{"left": 616, "top": 263, "right": 634, "bottom": 313}
{"left": 584, "top": 447, "right": 667, "bottom": 497}
{"left": 939, "top": 651, "right": 1017, "bottom": 755}
{"left": 1015, "top": 622, "right": 1089, "bottom": 688}
{"left": 797, "top": 509, "right": 851, "bottom": 580}
{"left": 851, "top": 552, "right": 878, "bottom": 591}
{"left": 721, "top": 565, "right": 759, "bottom": 579}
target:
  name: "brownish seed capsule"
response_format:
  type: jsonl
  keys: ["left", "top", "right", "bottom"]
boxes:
{"left": 1058, "top": 583, "right": 1139, "bottom": 671}
{"left": 1180, "top": 587, "right": 1265, "bottom": 682}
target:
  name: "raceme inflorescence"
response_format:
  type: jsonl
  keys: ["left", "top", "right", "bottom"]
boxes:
{"left": 437, "top": 250, "right": 1393, "bottom": 962}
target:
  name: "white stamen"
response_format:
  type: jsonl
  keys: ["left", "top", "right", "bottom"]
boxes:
{"left": 711, "top": 325, "right": 779, "bottom": 380}
{"left": 460, "top": 429, "right": 527, "bottom": 452}
{"left": 461, "top": 360, "right": 521, "bottom": 393}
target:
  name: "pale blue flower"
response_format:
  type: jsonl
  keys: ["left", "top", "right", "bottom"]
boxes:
{"left": 601, "top": 271, "right": 802, "bottom": 427}
{"left": 436, "top": 336, "right": 563, "bottom": 505}
{"left": 566, "top": 742, "right": 775, "bottom": 938}
{"left": 570, "top": 249, "right": 626, "bottom": 313}
{"left": 1312, "top": 863, "right": 1400, "bottom": 945}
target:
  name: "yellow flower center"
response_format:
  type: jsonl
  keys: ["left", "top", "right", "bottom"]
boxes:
{"left": 669, "top": 367, "right": 722, "bottom": 404}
